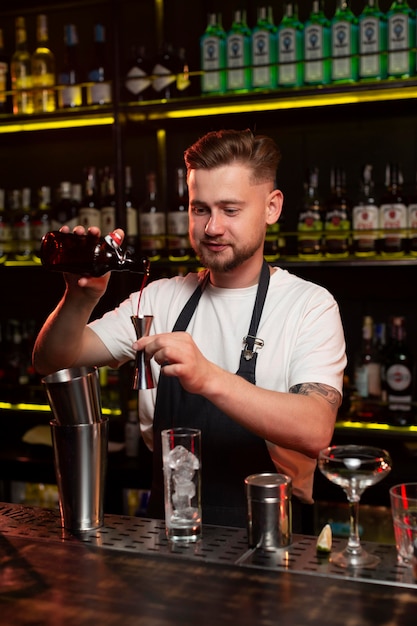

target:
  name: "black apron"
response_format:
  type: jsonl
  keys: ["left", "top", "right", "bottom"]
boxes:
{"left": 147, "top": 260, "right": 304, "bottom": 530}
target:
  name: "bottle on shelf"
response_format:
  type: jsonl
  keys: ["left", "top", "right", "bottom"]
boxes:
{"left": 0, "top": 27, "right": 9, "bottom": 113}
{"left": 50, "top": 181, "right": 80, "bottom": 231}
{"left": 358, "top": 0, "right": 387, "bottom": 81}
{"left": 352, "top": 164, "right": 379, "bottom": 257}
{"left": 151, "top": 43, "right": 180, "bottom": 100}
{"left": 226, "top": 9, "right": 252, "bottom": 94}
{"left": 407, "top": 169, "right": 417, "bottom": 255}
{"left": 86, "top": 24, "right": 112, "bottom": 105}
{"left": 57, "top": 24, "right": 82, "bottom": 109}
{"left": 324, "top": 166, "right": 351, "bottom": 258}
{"left": 124, "top": 165, "right": 139, "bottom": 255}
{"left": 354, "top": 315, "right": 382, "bottom": 404}
{"left": 251, "top": 6, "right": 277, "bottom": 90}
{"left": 31, "top": 185, "right": 51, "bottom": 262}
{"left": 176, "top": 47, "right": 192, "bottom": 96}
{"left": 124, "top": 44, "right": 152, "bottom": 102}
{"left": 277, "top": 1, "right": 304, "bottom": 88}
{"left": 100, "top": 166, "right": 116, "bottom": 234}
{"left": 13, "top": 187, "right": 33, "bottom": 262}
{"left": 10, "top": 16, "right": 33, "bottom": 115}
{"left": 167, "top": 166, "right": 191, "bottom": 261}
{"left": 138, "top": 171, "right": 166, "bottom": 261}
{"left": 79, "top": 166, "right": 101, "bottom": 229}
{"left": 384, "top": 315, "right": 414, "bottom": 426}
{"left": 386, "top": 0, "right": 416, "bottom": 79}
{"left": 379, "top": 162, "right": 407, "bottom": 256}
{"left": 330, "top": 0, "right": 359, "bottom": 84}
{"left": 40, "top": 230, "right": 149, "bottom": 277}
{"left": 31, "top": 14, "right": 56, "bottom": 114}
{"left": 0, "top": 189, "right": 13, "bottom": 264}
{"left": 200, "top": 12, "right": 227, "bottom": 95}
{"left": 303, "top": 0, "right": 331, "bottom": 86}
{"left": 297, "top": 167, "right": 324, "bottom": 259}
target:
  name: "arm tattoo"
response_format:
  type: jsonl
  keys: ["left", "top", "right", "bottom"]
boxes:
{"left": 289, "top": 383, "right": 341, "bottom": 408}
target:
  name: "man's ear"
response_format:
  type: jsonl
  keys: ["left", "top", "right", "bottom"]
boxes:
{"left": 266, "top": 189, "right": 284, "bottom": 225}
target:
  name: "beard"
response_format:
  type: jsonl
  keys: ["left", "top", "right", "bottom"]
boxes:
{"left": 192, "top": 232, "right": 265, "bottom": 273}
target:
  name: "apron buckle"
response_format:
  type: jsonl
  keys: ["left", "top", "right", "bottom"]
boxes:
{"left": 242, "top": 335, "right": 264, "bottom": 360}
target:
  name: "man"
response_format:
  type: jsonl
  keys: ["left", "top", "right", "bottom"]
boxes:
{"left": 33, "top": 129, "right": 346, "bottom": 532}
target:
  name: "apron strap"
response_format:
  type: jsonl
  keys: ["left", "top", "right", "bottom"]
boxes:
{"left": 172, "top": 272, "right": 210, "bottom": 332}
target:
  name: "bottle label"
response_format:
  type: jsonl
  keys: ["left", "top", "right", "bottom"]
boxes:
{"left": 32, "top": 221, "right": 50, "bottom": 242}
{"left": 380, "top": 203, "right": 407, "bottom": 250}
{"left": 278, "top": 28, "right": 297, "bottom": 85}
{"left": 101, "top": 206, "right": 116, "bottom": 233}
{"left": 304, "top": 25, "right": 325, "bottom": 82}
{"left": 50, "top": 216, "right": 79, "bottom": 231}
{"left": 201, "top": 37, "right": 224, "bottom": 92}
{"left": 126, "top": 66, "right": 152, "bottom": 95}
{"left": 79, "top": 206, "right": 101, "bottom": 229}
{"left": 167, "top": 211, "right": 189, "bottom": 235}
{"left": 386, "top": 364, "right": 412, "bottom": 394}
{"left": 252, "top": 31, "right": 274, "bottom": 87}
{"left": 359, "top": 17, "right": 380, "bottom": 77}
{"left": 126, "top": 206, "right": 138, "bottom": 236}
{"left": 59, "top": 85, "right": 82, "bottom": 108}
{"left": 139, "top": 212, "right": 165, "bottom": 235}
{"left": 332, "top": 22, "right": 352, "bottom": 79}
{"left": 227, "top": 34, "right": 247, "bottom": 90}
{"left": 87, "top": 82, "right": 112, "bottom": 105}
{"left": 388, "top": 15, "right": 410, "bottom": 75}
{"left": 352, "top": 204, "right": 379, "bottom": 250}
{"left": 152, "top": 63, "right": 176, "bottom": 92}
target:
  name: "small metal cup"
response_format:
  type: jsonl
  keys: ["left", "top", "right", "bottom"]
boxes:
{"left": 131, "top": 315, "right": 154, "bottom": 390}
{"left": 245, "top": 472, "right": 292, "bottom": 551}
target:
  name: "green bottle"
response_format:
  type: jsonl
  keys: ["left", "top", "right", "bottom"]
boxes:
{"left": 304, "top": 1, "right": 331, "bottom": 86}
{"left": 297, "top": 167, "right": 324, "bottom": 260}
{"left": 277, "top": 2, "right": 304, "bottom": 88}
{"left": 200, "top": 13, "right": 226, "bottom": 95}
{"left": 324, "top": 166, "right": 352, "bottom": 258}
{"left": 251, "top": 6, "right": 277, "bottom": 90}
{"left": 331, "top": 0, "right": 359, "bottom": 84}
{"left": 386, "top": 0, "right": 415, "bottom": 79}
{"left": 358, "top": 0, "right": 387, "bottom": 81}
{"left": 226, "top": 9, "right": 252, "bottom": 93}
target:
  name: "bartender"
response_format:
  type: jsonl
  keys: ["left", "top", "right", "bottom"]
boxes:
{"left": 33, "top": 129, "right": 346, "bottom": 533}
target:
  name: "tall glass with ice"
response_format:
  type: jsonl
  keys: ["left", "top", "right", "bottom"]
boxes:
{"left": 161, "top": 428, "right": 202, "bottom": 542}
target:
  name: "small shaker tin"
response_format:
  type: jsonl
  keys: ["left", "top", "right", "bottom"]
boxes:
{"left": 245, "top": 472, "right": 292, "bottom": 551}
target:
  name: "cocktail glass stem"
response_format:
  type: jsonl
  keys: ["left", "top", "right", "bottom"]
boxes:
{"left": 346, "top": 498, "right": 361, "bottom": 556}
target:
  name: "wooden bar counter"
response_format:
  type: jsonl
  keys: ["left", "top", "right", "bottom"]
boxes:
{"left": 0, "top": 502, "right": 416, "bottom": 625}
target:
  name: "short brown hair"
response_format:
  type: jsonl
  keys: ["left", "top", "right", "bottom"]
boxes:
{"left": 184, "top": 129, "right": 281, "bottom": 185}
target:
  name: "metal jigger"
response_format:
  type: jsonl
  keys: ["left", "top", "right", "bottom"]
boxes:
{"left": 131, "top": 315, "right": 154, "bottom": 390}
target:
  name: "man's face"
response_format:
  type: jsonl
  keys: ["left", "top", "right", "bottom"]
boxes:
{"left": 188, "top": 163, "right": 276, "bottom": 278}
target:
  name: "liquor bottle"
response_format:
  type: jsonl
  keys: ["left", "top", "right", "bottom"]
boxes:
{"left": 379, "top": 163, "right": 407, "bottom": 256}
{"left": 304, "top": 1, "right": 331, "bottom": 86}
{"left": 151, "top": 43, "right": 180, "bottom": 100}
{"left": 10, "top": 16, "right": 34, "bottom": 115}
{"left": 58, "top": 24, "right": 82, "bottom": 109}
{"left": 251, "top": 6, "right": 277, "bottom": 90}
{"left": 31, "top": 14, "right": 56, "bottom": 114}
{"left": 31, "top": 185, "right": 51, "bottom": 261}
{"left": 277, "top": 2, "right": 304, "bottom": 88}
{"left": 100, "top": 166, "right": 116, "bottom": 234}
{"left": 354, "top": 315, "right": 382, "bottom": 401}
{"left": 384, "top": 316, "right": 414, "bottom": 426}
{"left": 13, "top": 187, "right": 33, "bottom": 262}
{"left": 324, "top": 166, "right": 351, "bottom": 258}
{"left": 79, "top": 166, "right": 101, "bottom": 229}
{"left": 124, "top": 44, "right": 152, "bottom": 102}
{"left": 0, "top": 28, "right": 9, "bottom": 113}
{"left": 226, "top": 9, "right": 252, "bottom": 93}
{"left": 358, "top": 0, "right": 387, "bottom": 81}
{"left": 386, "top": 0, "right": 415, "bottom": 79}
{"left": 0, "top": 189, "right": 13, "bottom": 264}
{"left": 50, "top": 181, "right": 80, "bottom": 230}
{"left": 330, "top": 0, "right": 359, "bottom": 84}
{"left": 138, "top": 171, "right": 166, "bottom": 261}
{"left": 200, "top": 13, "right": 227, "bottom": 95}
{"left": 167, "top": 167, "right": 191, "bottom": 261}
{"left": 264, "top": 220, "right": 283, "bottom": 262}
{"left": 40, "top": 230, "right": 149, "bottom": 276}
{"left": 176, "top": 47, "right": 192, "bottom": 96}
{"left": 352, "top": 164, "right": 379, "bottom": 257}
{"left": 124, "top": 165, "right": 139, "bottom": 255}
{"left": 86, "top": 24, "right": 112, "bottom": 105}
{"left": 297, "top": 167, "right": 324, "bottom": 259}
{"left": 407, "top": 170, "right": 417, "bottom": 255}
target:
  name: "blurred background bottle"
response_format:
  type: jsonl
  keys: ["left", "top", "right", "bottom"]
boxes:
{"left": 139, "top": 171, "right": 166, "bottom": 261}
{"left": 50, "top": 181, "right": 80, "bottom": 230}
{"left": 31, "top": 185, "right": 51, "bottom": 262}
{"left": 277, "top": 1, "right": 304, "bottom": 88}
{"left": 13, "top": 187, "right": 32, "bottom": 262}
{"left": 226, "top": 9, "right": 252, "bottom": 93}
{"left": 352, "top": 164, "right": 379, "bottom": 257}
{"left": 167, "top": 167, "right": 191, "bottom": 261}
{"left": 151, "top": 42, "right": 180, "bottom": 100}
{"left": 11, "top": 16, "right": 33, "bottom": 115}
{"left": 297, "top": 167, "right": 324, "bottom": 259}
{"left": 358, "top": 0, "right": 387, "bottom": 81}
{"left": 100, "top": 166, "right": 116, "bottom": 234}
{"left": 304, "top": 0, "right": 331, "bottom": 86}
{"left": 58, "top": 24, "right": 82, "bottom": 109}
{"left": 79, "top": 166, "right": 101, "bottom": 229}
{"left": 86, "top": 24, "right": 112, "bottom": 105}
{"left": 31, "top": 14, "right": 56, "bottom": 114}
{"left": 330, "top": 0, "right": 359, "bottom": 84}
{"left": 0, "top": 28, "right": 9, "bottom": 113}
{"left": 379, "top": 162, "right": 407, "bottom": 256}
{"left": 384, "top": 315, "right": 414, "bottom": 426}
{"left": 251, "top": 6, "right": 277, "bottom": 90}
{"left": 324, "top": 166, "right": 351, "bottom": 257}
{"left": 124, "top": 165, "right": 139, "bottom": 255}
{"left": 0, "top": 189, "right": 13, "bottom": 264}
{"left": 387, "top": 0, "right": 415, "bottom": 79}
{"left": 124, "top": 44, "right": 152, "bottom": 102}
{"left": 200, "top": 12, "right": 227, "bottom": 95}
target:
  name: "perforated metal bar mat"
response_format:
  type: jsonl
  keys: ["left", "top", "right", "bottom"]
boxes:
{"left": 0, "top": 502, "right": 415, "bottom": 588}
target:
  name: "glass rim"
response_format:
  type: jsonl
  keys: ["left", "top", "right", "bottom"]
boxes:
{"left": 389, "top": 482, "right": 417, "bottom": 496}
{"left": 161, "top": 427, "right": 201, "bottom": 437}
{"left": 319, "top": 444, "right": 391, "bottom": 460}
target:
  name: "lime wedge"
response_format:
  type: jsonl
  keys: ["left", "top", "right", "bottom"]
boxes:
{"left": 316, "top": 523, "right": 332, "bottom": 554}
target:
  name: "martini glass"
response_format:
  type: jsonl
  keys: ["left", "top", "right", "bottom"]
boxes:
{"left": 318, "top": 445, "right": 392, "bottom": 569}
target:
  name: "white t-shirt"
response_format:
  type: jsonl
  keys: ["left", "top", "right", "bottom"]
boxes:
{"left": 89, "top": 267, "right": 346, "bottom": 502}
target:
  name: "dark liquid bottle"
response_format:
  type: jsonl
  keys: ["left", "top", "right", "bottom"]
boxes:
{"left": 324, "top": 166, "right": 351, "bottom": 258}
{"left": 297, "top": 167, "right": 324, "bottom": 259}
{"left": 384, "top": 315, "right": 414, "bottom": 426}
{"left": 40, "top": 230, "right": 149, "bottom": 277}
{"left": 167, "top": 167, "right": 191, "bottom": 261}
